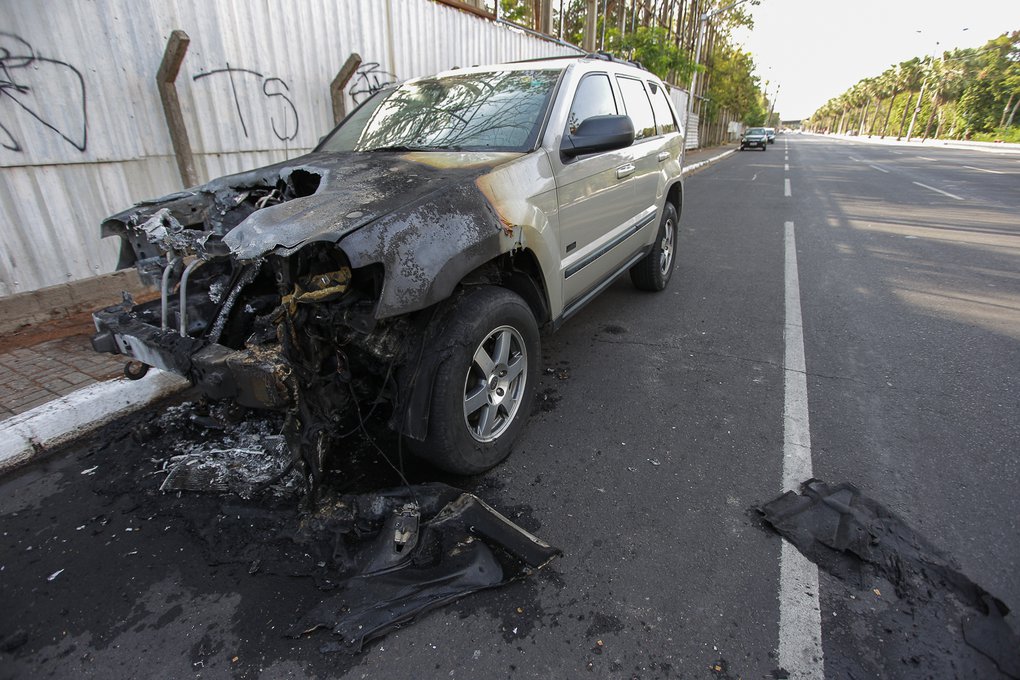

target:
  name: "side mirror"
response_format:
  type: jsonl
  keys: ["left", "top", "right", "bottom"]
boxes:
{"left": 561, "top": 115, "right": 635, "bottom": 158}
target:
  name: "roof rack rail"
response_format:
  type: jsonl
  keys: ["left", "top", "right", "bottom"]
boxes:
{"left": 508, "top": 52, "right": 647, "bottom": 71}
{"left": 586, "top": 51, "right": 645, "bottom": 71}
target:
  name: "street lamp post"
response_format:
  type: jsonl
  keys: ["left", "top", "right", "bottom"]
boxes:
{"left": 683, "top": 0, "right": 752, "bottom": 165}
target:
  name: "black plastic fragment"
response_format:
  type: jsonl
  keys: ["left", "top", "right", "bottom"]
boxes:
{"left": 290, "top": 484, "right": 560, "bottom": 653}
{"left": 760, "top": 479, "right": 1020, "bottom": 679}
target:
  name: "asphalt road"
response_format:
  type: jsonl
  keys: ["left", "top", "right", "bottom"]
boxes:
{"left": 1, "top": 136, "right": 1018, "bottom": 679}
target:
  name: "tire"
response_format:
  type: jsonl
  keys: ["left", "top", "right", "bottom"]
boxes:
{"left": 629, "top": 202, "right": 678, "bottom": 291}
{"left": 408, "top": 286, "right": 540, "bottom": 475}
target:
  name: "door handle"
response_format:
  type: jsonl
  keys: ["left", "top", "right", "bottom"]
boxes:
{"left": 657, "top": 151, "right": 671, "bottom": 162}
{"left": 616, "top": 163, "right": 636, "bottom": 179}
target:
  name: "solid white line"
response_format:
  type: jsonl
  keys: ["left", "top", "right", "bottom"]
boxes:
{"left": 0, "top": 371, "right": 188, "bottom": 472}
{"left": 963, "top": 165, "right": 1003, "bottom": 174}
{"left": 868, "top": 164, "right": 890, "bottom": 173}
{"left": 912, "top": 181, "right": 963, "bottom": 200}
{"left": 785, "top": 178, "right": 792, "bottom": 196}
{"left": 779, "top": 221, "right": 825, "bottom": 678}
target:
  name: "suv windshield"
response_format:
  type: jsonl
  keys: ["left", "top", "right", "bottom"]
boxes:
{"left": 746, "top": 128, "right": 765, "bottom": 135}
{"left": 319, "top": 69, "right": 562, "bottom": 153}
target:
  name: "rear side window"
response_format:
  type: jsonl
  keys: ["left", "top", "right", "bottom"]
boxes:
{"left": 616, "top": 76, "right": 656, "bottom": 140}
{"left": 648, "top": 82, "right": 678, "bottom": 135}
{"left": 566, "top": 73, "right": 617, "bottom": 134}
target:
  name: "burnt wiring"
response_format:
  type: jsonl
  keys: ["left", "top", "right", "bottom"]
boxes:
{"left": 346, "top": 379, "right": 419, "bottom": 509}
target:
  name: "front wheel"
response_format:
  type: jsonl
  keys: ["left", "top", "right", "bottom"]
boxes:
{"left": 408, "top": 286, "right": 540, "bottom": 475}
{"left": 630, "top": 202, "right": 678, "bottom": 291}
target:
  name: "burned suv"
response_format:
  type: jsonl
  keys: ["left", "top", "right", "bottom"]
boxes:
{"left": 92, "top": 55, "right": 684, "bottom": 485}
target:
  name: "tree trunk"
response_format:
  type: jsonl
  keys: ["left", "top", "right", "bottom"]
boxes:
{"left": 922, "top": 88, "right": 941, "bottom": 141}
{"left": 881, "top": 90, "right": 898, "bottom": 137}
{"left": 999, "top": 92, "right": 1015, "bottom": 128}
{"left": 897, "top": 92, "right": 914, "bottom": 139}
{"left": 1006, "top": 93, "right": 1020, "bottom": 128}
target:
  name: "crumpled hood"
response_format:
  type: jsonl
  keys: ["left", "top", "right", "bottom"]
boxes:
{"left": 222, "top": 150, "right": 522, "bottom": 260}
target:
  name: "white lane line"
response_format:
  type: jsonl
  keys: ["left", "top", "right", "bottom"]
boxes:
{"left": 916, "top": 156, "right": 936, "bottom": 161}
{"left": 868, "top": 164, "right": 890, "bottom": 173}
{"left": 785, "top": 163, "right": 790, "bottom": 171}
{"left": 912, "top": 181, "right": 963, "bottom": 201}
{"left": 780, "top": 221, "right": 825, "bottom": 678}
{"left": 785, "top": 178, "right": 792, "bottom": 197}
{"left": 963, "top": 165, "right": 1004, "bottom": 174}
{"left": 848, "top": 156, "right": 861, "bottom": 162}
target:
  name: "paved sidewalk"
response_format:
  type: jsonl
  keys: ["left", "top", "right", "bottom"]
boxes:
{"left": 0, "top": 312, "right": 126, "bottom": 420}
{"left": 0, "top": 143, "right": 736, "bottom": 425}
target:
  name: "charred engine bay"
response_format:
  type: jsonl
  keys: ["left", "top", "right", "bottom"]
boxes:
{"left": 0, "top": 400, "right": 559, "bottom": 669}
{"left": 94, "top": 159, "right": 448, "bottom": 495}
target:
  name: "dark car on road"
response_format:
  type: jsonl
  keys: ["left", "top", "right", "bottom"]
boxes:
{"left": 740, "top": 127, "right": 768, "bottom": 151}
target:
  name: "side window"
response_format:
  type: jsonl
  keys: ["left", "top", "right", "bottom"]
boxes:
{"left": 616, "top": 76, "right": 657, "bottom": 140}
{"left": 566, "top": 73, "right": 617, "bottom": 135}
{"left": 648, "top": 82, "right": 678, "bottom": 135}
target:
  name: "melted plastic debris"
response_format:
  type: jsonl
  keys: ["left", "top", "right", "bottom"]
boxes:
{"left": 138, "top": 208, "right": 211, "bottom": 253}
{"left": 289, "top": 485, "right": 560, "bottom": 654}
{"left": 208, "top": 279, "right": 227, "bottom": 304}
{"left": 158, "top": 407, "right": 298, "bottom": 499}
{"left": 760, "top": 480, "right": 1020, "bottom": 679}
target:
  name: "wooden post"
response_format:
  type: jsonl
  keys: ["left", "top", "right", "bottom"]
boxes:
{"left": 583, "top": 0, "right": 597, "bottom": 51}
{"left": 537, "top": 0, "right": 554, "bottom": 34}
{"left": 331, "top": 53, "right": 363, "bottom": 125}
{"left": 157, "top": 30, "right": 197, "bottom": 188}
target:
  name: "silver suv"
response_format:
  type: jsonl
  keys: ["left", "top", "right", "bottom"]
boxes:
{"left": 92, "top": 55, "right": 685, "bottom": 484}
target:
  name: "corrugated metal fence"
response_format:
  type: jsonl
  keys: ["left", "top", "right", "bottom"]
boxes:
{"left": 0, "top": 0, "right": 581, "bottom": 297}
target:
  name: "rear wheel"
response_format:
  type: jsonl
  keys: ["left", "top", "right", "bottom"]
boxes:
{"left": 408, "top": 286, "right": 540, "bottom": 474}
{"left": 630, "top": 202, "right": 678, "bottom": 291}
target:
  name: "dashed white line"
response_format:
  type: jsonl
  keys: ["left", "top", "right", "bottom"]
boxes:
{"left": 868, "top": 164, "right": 890, "bottom": 173}
{"left": 779, "top": 220, "right": 825, "bottom": 678}
{"left": 916, "top": 156, "right": 936, "bottom": 161}
{"left": 785, "top": 163, "right": 790, "bottom": 171}
{"left": 784, "top": 178, "right": 791, "bottom": 196}
{"left": 912, "top": 181, "right": 963, "bottom": 201}
{"left": 848, "top": 156, "right": 861, "bottom": 162}
{"left": 963, "top": 165, "right": 1004, "bottom": 174}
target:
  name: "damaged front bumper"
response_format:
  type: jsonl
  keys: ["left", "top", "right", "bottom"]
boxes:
{"left": 92, "top": 299, "right": 293, "bottom": 410}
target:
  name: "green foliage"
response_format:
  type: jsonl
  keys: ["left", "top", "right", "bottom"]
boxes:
{"left": 972, "top": 127, "right": 1020, "bottom": 142}
{"left": 604, "top": 26, "right": 698, "bottom": 83}
{"left": 810, "top": 31, "right": 1020, "bottom": 139}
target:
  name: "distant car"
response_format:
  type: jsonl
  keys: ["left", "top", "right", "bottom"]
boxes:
{"left": 765, "top": 127, "right": 776, "bottom": 144}
{"left": 740, "top": 127, "right": 768, "bottom": 151}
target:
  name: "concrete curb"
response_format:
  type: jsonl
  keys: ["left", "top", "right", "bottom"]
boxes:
{"left": 0, "top": 370, "right": 189, "bottom": 473}
{"left": 682, "top": 149, "right": 736, "bottom": 175}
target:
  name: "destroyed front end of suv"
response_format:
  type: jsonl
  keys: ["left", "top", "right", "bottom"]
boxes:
{"left": 93, "top": 56, "right": 685, "bottom": 489}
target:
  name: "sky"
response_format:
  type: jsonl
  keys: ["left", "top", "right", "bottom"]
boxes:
{"left": 731, "top": 0, "right": 1020, "bottom": 120}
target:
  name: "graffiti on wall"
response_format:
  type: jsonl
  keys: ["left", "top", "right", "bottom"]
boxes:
{"left": 349, "top": 62, "right": 397, "bottom": 103}
{"left": 0, "top": 32, "right": 87, "bottom": 153}
{"left": 193, "top": 63, "right": 299, "bottom": 142}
